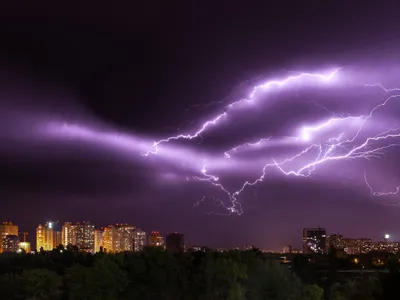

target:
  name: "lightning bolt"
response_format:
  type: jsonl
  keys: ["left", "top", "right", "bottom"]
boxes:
{"left": 142, "top": 68, "right": 342, "bottom": 156}
{"left": 364, "top": 83, "right": 400, "bottom": 93}
{"left": 364, "top": 172, "right": 400, "bottom": 197}
{"left": 364, "top": 172, "right": 400, "bottom": 208}
{"left": 224, "top": 137, "right": 271, "bottom": 158}
{"left": 142, "top": 68, "right": 400, "bottom": 214}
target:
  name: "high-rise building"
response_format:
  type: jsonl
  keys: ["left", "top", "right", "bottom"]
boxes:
{"left": 2, "top": 235, "right": 20, "bottom": 252}
{"left": 94, "top": 228, "right": 104, "bottom": 253}
{"left": 62, "top": 222, "right": 76, "bottom": 247}
{"left": 282, "top": 245, "right": 293, "bottom": 254}
{"left": 114, "top": 224, "right": 135, "bottom": 252}
{"left": 148, "top": 231, "right": 164, "bottom": 248}
{"left": 0, "top": 222, "right": 18, "bottom": 253}
{"left": 61, "top": 222, "right": 95, "bottom": 252}
{"left": 103, "top": 227, "right": 112, "bottom": 253}
{"left": 345, "top": 238, "right": 373, "bottom": 254}
{"left": 46, "top": 221, "right": 62, "bottom": 249}
{"left": 166, "top": 232, "right": 184, "bottom": 253}
{"left": 36, "top": 224, "right": 54, "bottom": 251}
{"left": 302, "top": 228, "right": 326, "bottom": 254}
{"left": 102, "top": 224, "right": 136, "bottom": 253}
{"left": 53, "top": 230, "right": 62, "bottom": 248}
{"left": 133, "top": 229, "right": 147, "bottom": 252}
{"left": 103, "top": 225, "right": 113, "bottom": 253}
{"left": 326, "top": 234, "right": 345, "bottom": 251}
{"left": 74, "top": 222, "right": 95, "bottom": 252}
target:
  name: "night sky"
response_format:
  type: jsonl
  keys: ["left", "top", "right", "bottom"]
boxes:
{"left": 1, "top": 2, "right": 400, "bottom": 251}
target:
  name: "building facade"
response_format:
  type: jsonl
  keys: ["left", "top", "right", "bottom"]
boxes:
{"left": 103, "top": 225, "right": 113, "bottom": 253}
{"left": 133, "top": 229, "right": 147, "bottom": 252}
{"left": 326, "top": 234, "right": 345, "bottom": 252}
{"left": 36, "top": 224, "right": 54, "bottom": 251}
{"left": 60, "top": 222, "right": 95, "bottom": 252}
{"left": 166, "top": 232, "right": 184, "bottom": 253}
{"left": 148, "top": 231, "right": 164, "bottom": 248}
{"left": 74, "top": 222, "right": 95, "bottom": 252}
{"left": 327, "top": 234, "right": 373, "bottom": 254}
{"left": 47, "top": 221, "right": 62, "bottom": 249}
{"left": 62, "top": 222, "right": 76, "bottom": 247}
{"left": 102, "top": 224, "right": 136, "bottom": 253}
{"left": 114, "top": 224, "right": 135, "bottom": 252}
{"left": 53, "top": 231, "right": 62, "bottom": 248}
{"left": 302, "top": 228, "right": 326, "bottom": 254}
{"left": 2, "top": 235, "right": 20, "bottom": 252}
{"left": 94, "top": 228, "right": 104, "bottom": 253}
{"left": 0, "top": 222, "right": 18, "bottom": 253}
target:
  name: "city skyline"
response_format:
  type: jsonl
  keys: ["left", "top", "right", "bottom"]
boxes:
{"left": 3, "top": 218, "right": 400, "bottom": 254}
{"left": 1, "top": 220, "right": 185, "bottom": 253}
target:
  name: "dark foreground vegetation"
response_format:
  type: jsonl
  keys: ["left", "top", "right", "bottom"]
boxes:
{"left": 0, "top": 246, "right": 399, "bottom": 300}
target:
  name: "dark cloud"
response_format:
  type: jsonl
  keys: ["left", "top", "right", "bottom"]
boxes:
{"left": 2, "top": 1, "right": 400, "bottom": 251}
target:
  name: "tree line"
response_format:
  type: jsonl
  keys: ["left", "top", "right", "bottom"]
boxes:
{"left": 0, "top": 245, "right": 394, "bottom": 300}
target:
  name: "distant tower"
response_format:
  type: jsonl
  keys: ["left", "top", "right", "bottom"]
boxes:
{"left": 166, "top": 232, "right": 185, "bottom": 253}
{"left": 103, "top": 225, "right": 113, "bottom": 253}
{"left": 0, "top": 222, "right": 18, "bottom": 253}
{"left": 113, "top": 223, "right": 136, "bottom": 252}
{"left": 62, "top": 222, "right": 76, "bottom": 246}
{"left": 2, "top": 235, "right": 20, "bottom": 252}
{"left": 148, "top": 231, "right": 164, "bottom": 248}
{"left": 36, "top": 224, "right": 54, "bottom": 251}
{"left": 47, "top": 221, "right": 62, "bottom": 248}
{"left": 74, "top": 222, "right": 95, "bottom": 252}
{"left": 94, "top": 228, "right": 104, "bottom": 253}
{"left": 19, "top": 231, "right": 30, "bottom": 253}
{"left": 101, "top": 224, "right": 136, "bottom": 253}
{"left": 21, "top": 232, "right": 28, "bottom": 242}
{"left": 133, "top": 229, "right": 147, "bottom": 252}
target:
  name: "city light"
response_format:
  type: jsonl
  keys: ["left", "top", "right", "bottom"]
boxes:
{"left": 5, "top": 219, "right": 400, "bottom": 255}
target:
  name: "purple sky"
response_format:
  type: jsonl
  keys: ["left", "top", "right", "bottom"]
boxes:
{"left": 1, "top": 1, "right": 400, "bottom": 251}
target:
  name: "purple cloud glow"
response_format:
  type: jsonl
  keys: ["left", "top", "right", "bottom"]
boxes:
{"left": 4, "top": 65, "right": 400, "bottom": 216}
